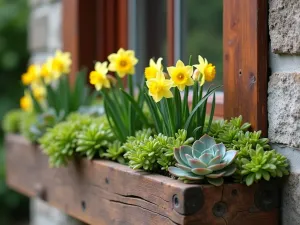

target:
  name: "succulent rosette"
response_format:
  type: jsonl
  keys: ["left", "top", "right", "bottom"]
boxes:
{"left": 169, "top": 135, "right": 237, "bottom": 186}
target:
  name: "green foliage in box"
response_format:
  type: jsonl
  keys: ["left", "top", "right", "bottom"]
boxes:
{"left": 235, "top": 145, "right": 289, "bottom": 186}
{"left": 2, "top": 109, "right": 23, "bottom": 133}
{"left": 123, "top": 129, "right": 194, "bottom": 172}
{"left": 39, "top": 113, "right": 113, "bottom": 167}
{"left": 101, "top": 141, "right": 126, "bottom": 164}
{"left": 207, "top": 116, "right": 289, "bottom": 186}
{"left": 169, "top": 135, "right": 237, "bottom": 186}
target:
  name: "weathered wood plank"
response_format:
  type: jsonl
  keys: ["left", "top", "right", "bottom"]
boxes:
{"left": 5, "top": 135, "right": 278, "bottom": 225}
{"left": 223, "top": 0, "right": 268, "bottom": 136}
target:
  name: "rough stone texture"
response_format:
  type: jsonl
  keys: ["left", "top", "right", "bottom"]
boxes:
{"left": 269, "top": 0, "right": 300, "bottom": 54}
{"left": 29, "top": 1, "right": 62, "bottom": 52}
{"left": 31, "top": 199, "right": 86, "bottom": 225}
{"left": 29, "top": 0, "right": 60, "bottom": 7}
{"left": 271, "top": 144, "right": 300, "bottom": 225}
{"left": 268, "top": 73, "right": 300, "bottom": 147}
{"left": 280, "top": 172, "right": 300, "bottom": 225}
{"left": 29, "top": 15, "right": 48, "bottom": 51}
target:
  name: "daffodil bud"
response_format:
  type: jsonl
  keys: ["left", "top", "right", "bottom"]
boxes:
{"left": 192, "top": 69, "right": 200, "bottom": 81}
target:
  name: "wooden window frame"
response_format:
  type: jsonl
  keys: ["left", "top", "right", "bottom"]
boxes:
{"left": 63, "top": 0, "right": 268, "bottom": 135}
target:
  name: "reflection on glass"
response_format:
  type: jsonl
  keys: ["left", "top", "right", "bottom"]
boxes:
{"left": 185, "top": 0, "right": 223, "bottom": 87}
{"left": 131, "top": 0, "right": 167, "bottom": 85}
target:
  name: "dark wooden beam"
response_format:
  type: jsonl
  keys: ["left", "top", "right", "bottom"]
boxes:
{"left": 62, "top": 0, "right": 97, "bottom": 85}
{"left": 6, "top": 134, "right": 279, "bottom": 225}
{"left": 167, "top": 0, "right": 175, "bottom": 66}
{"left": 223, "top": 0, "right": 268, "bottom": 136}
{"left": 96, "top": 0, "right": 128, "bottom": 62}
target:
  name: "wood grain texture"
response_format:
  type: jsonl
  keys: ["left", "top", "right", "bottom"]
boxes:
{"left": 167, "top": 0, "right": 175, "bottom": 66}
{"left": 223, "top": 0, "right": 268, "bottom": 136}
{"left": 62, "top": 0, "right": 97, "bottom": 85}
{"left": 95, "top": 0, "right": 128, "bottom": 62}
{"left": 6, "top": 135, "right": 278, "bottom": 225}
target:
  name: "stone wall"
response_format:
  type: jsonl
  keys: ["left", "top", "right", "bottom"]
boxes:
{"left": 29, "top": 0, "right": 62, "bottom": 64}
{"left": 268, "top": 0, "right": 300, "bottom": 224}
{"left": 28, "top": 1, "right": 84, "bottom": 224}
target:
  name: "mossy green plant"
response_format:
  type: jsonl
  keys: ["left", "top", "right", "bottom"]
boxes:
{"left": 123, "top": 129, "right": 193, "bottom": 172}
{"left": 39, "top": 113, "right": 113, "bottom": 167}
{"left": 39, "top": 121, "right": 78, "bottom": 167}
{"left": 234, "top": 144, "right": 289, "bottom": 186}
{"left": 2, "top": 109, "right": 24, "bottom": 133}
{"left": 76, "top": 123, "right": 114, "bottom": 160}
{"left": 2, "top": 109, "right": 38, "bottom": 142}
{"left": 207, "top": 116, "right": 289, "bottom": 185}
{"left": 19, "top": 112, "right": 37, "bottom": 142}
{"left": 100, "top": 141, "right": 126, "bottom": 164}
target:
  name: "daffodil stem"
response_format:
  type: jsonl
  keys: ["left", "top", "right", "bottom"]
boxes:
{"left": 116, "top": 75, "right": 128, "bottom": 111}
{"left": 192, "top": 82, "right": 198, "bottom": 111}
{"left": 117, "top": 76, "right": 124, "bottom": 90}
{"left": 174, "top": 88, "right": 182, "bottom": 131}
{"left": 197, "top": 85, "right": 204, "bottom": 137}
{"left": 166, "top": 97, "right": 176, "bottom": 136}
{"left": 192, "top": 82, "right": 199, "bottom": 138}
{"left": 128, "top": 75, "right": 134, "bottom": 97}
{"left": 183, "top": 86, "right": 189, "bottom": 127}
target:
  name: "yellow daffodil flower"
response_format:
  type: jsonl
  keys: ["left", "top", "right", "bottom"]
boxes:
{"left": 167, "top": 60, "right": 194, "bottom": 91}
{"left": 41, "top": 57, "right": 55, "bottom": 84}
{"left": 193, "top": 55, "right": 216, "bottom": 86}
{"left": 52, "top": 50, "right": 72, "bottom": 78}
{"left": 20, "top": 92, "right": 33, "bottom": 112}
{"left": 146, "top": 71, "right": 173, "bottom": 103}
{"left": 21, "top": 64, "right": 40, "bottom": 86}
{"left": 89, "top": 61, "right": 111, "bottom": 90}
{"left": 144, "top": 57, "right": 163, "bottom": 80}
{"left": 31, "top": 83, "right": 46, "bottom": 102}
{"left": 108, "top": 48, "right": 138, "bottom": 78}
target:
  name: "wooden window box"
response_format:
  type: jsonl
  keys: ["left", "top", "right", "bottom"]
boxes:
{"left": 5, "top": 134, "right": 279, "bottom": 225}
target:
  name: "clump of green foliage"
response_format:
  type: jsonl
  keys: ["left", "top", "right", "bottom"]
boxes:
{"left": 2, "top": 109, "right": 24, "bottom": 133}
{"left": 101, "top": 141, "right": 126, "bottom": 164}
{"left": 123, "top": 129, "right": 194, "bottom": 172}
{"left": 234, "top": 145, "right": 289, "bottom": 185}
{"left": 208, "top": 116, "right": 252, "bottom": 148}
{"left": 19, "top": 112, "right": 37, "bottom": 142}
{"left": 39, "top": 113, "right": 113, "bottom": 167}
{"left": 39, "top": 121, "right": 78, "bottom": 167}
{"left": 207, "top": 116, "right": 289, "bottom": 185}
{"left": 76, "top": 123, "right": 114, "bottom": 160}
{"left": 2, "top": 109, "right": 37, "bottom": 142}
{"left": 30, "top": 109, "right": 64, "bottom": 141}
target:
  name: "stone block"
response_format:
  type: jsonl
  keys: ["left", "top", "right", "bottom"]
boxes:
{"left": 280, "top": 172, "right": 300, "bottom": 225}
{"left": 271, "top": 144, "right": 300, "bottom": 225}
{"left": 29, "top": 0, "right": 61, "bottom": 8}
{"left": 28, "top": 1, "right": 62, "bottom": 52}
{"left": 31, "top": 199, "right": 86, "bottom": 225}
{"left": 268, "top": 73, "right": 300, "bottom": 147}
{"left": 28, "top": 14, "right": 48, "bottom": 51}
{"left": 269, "top": 0, "right": 300, "bottom": 54}
{"left": 48, "top": 1, "right": 62, "bottom": 51}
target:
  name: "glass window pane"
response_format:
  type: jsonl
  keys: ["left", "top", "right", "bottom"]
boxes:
{"left": 129, "top": 0, "right": 167, "bottom": 85}
{"left": 185, "top": 0, "right": 223, "bottom": 87}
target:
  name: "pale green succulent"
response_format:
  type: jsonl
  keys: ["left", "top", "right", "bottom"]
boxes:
{"left": 123, "top": 129, "right": 193, "bottom": 172}
{"left": 235, "top": 144, "right": 289, "bottom": 186}
{"left": 168, "top": 135, "right": 237, "bottom": 186}
{"left": 101, "top": 141, "right": 126, "bottom": 164}
{"left": 2, "top": 109, "right": 23, "bottom": 133}
{"left": 76, "top": 123, "right": 114, "bottom": 159}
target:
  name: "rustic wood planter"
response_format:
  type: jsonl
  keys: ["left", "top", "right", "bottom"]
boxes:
{"left": 5, "top": 134, "right": 279, "bottom": 225}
